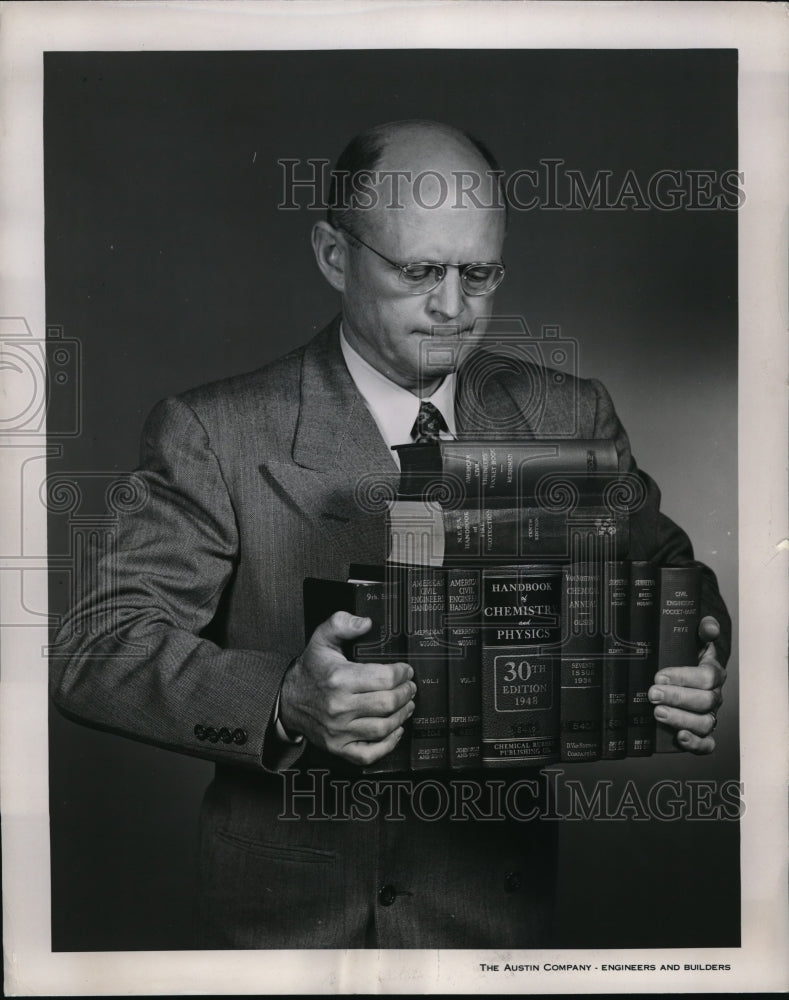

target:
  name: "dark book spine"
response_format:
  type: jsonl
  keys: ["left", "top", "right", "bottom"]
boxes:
{"left": 302, "top": 576, "right": 410, "bottom": 774}
{"left": 395, "top": 439, "right": 620, "bottom": 501}
{"left": 480, "top": 565, "right": 562, "bottom": 767}
{"left": 403, "top": 566, "right": 448, "bottom": 770}
{"left": 387, "top": 501, "right": 628, "bottom": 566}
{"left": 445, "top": 568, "right": 482, "bottom": 769}
{"left": 601, "top": 560, "right": 630, "bottom": 760}
{"left": 655, "top": 565, "right": 703, "bottom": 753}
{"left": 560, "top": 561, "right": 603, "bottom": 762}
{"left": 626, "top": 561, "right": 660, "bottom": 756}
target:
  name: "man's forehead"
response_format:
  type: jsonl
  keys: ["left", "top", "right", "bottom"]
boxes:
{"left": 366, "top": 195, "right": 506, "bottom": 260}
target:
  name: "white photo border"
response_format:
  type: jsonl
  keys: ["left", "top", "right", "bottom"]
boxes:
{"left": 1, "top": 1, "right": 787, "bottom": 995}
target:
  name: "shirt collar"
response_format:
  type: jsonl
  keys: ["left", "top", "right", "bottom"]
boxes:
{"left": 339, "top": 325, "right": 456, "bottom": 459}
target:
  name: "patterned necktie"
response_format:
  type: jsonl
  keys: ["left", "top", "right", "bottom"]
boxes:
{"left": 410, "top": 401, "right": 449, "bottom": 444}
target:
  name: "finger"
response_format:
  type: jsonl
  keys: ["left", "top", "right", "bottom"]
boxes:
{"left": 673, "top": 729, "right": 716, "bottom": 755}
{"left": 346, "top": 700, "right": 416, "bottom": 741}
{"left": 698, "top": 615, "right": 721, "bottom": 643}
{"left": 338, "top": 726, "right": 407, "bottom": 767}
{"left": 313, "top": 610, "right": 373, "bottom": 650}
{"left": 648, "top": 682, "right": 722, "bottom": 714}
{"left": 341, "top": 661, "right": 414, "bottom": 693}
{"left": 653, "top": 704, "right": 718, "bottom": 738}
{"left": 351, "top": 680, "right": 417, "bottom": 718}
{"left": 653, "top": 661, "right": 724, "bottom": 690}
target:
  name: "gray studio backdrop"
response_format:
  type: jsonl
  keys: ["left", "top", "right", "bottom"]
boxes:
{"left": 45, "top": 49, "right": 738, "bottom": 950}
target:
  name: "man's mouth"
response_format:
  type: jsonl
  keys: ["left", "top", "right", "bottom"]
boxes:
{"left": 413, "top": 327, "right": 474, "bottom": 339}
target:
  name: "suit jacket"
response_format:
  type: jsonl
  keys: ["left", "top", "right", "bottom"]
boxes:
{"left": 51, "top": 317, "right": 730, "bottom": 949}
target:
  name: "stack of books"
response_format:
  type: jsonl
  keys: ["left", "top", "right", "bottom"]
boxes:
{"left": 304, "top": 440, "right": 703, "bottom": 772}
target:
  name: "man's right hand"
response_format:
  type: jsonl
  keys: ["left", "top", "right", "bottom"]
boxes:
{"left": 279, "top": 611, "right": 416, "bottom": 766}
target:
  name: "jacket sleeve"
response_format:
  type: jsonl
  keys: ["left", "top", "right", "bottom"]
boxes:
{"left": 49, "top": 395, "right": 307, "bottom": 772}
{"left": 589, "top": 377, "right": 732, "bottom": 667}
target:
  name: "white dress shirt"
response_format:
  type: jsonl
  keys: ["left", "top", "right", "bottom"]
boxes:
{"left": 339, "top": 326, "right": 456, "bottom": 464}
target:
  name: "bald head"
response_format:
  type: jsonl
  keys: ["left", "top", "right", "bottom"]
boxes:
{"left": 327, "top": 119, "right": 507, "bottom": 235}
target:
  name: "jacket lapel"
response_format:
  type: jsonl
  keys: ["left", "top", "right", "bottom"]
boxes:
{"left": 261, "top": 319, "right": 399, "bottom": 564}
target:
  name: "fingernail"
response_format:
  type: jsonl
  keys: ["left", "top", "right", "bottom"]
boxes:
{"left": 410, "top": 681, "right": 417, "bottom": 697}
{"left": 406, "top": 666, "right": 414, "bottom": 680}
{"left": 649, "top": 688, "right": 664, "bottom": 703}
{"left": 679, "top": 731, "right": 692, "bottom": 744}
{"left": 654, "top": 706, "right": 669, "bottom": 721}
{"left": 655, "top": 674, "right": 670, "bottom": 685}
{"left": 352, "top": 616, "right": 369, "bottom": 628}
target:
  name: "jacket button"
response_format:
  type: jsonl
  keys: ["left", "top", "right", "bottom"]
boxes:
{"left": 232, "top": 728, "right": 248, "bottom": 745}
{"left": 378, "top": 884, "right": 397, "bottom": 906}
{"left": 504, "top": 871, "right": 522, "bottom": 892}
{"left": 219, "top": 727, "right": 232, "bottom": 744}
{"left": 206, "top": 727, "right": 219, "bottom": 743}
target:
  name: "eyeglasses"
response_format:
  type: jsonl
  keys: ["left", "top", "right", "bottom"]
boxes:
{"left": 336, "top": 226, "right": 505, "bottom": 296}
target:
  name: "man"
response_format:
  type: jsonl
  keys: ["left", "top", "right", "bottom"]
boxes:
{"left": 51, "top": 120, "right": 729, "bottom": 949}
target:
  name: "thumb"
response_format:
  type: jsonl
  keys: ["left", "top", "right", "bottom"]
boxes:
{"left": 698, "top": 615, "right": 721, "bottom": 644}
{"left": 313, "top": 610, "right": 372, "bottom": 650}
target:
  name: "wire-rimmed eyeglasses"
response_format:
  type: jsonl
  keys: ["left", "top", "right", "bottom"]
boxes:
{"left": 336, "top": 226, "right": 505, "bottom": 296}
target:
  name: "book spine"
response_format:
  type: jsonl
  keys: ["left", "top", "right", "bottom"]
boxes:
{"left": 655, "top": 565, "right": 703, "bottom": 753}
{"left": 601, "top": 560, "right": 630, "bottom": 760}
{"left": 560, "top": 560, "right": 603, "bottom": 762}
{"left": 443, "top": 505, "right": 628, "bottom": 561}
{"left": 446, "top": 568, "right": 482, "bottom": 769}
{"left": 626, "top": 561, "right": 660, "bottom": 756}
{"left": 403, "top": 566, "right": 448, "bottom": 771}
{"left": 396, "top": 439, "right": 620, "bottom": 501}
{"left": 387, "top": 501, "right": 628, "bottom": 565}
{"left": 302, "top": 576, "right": 410, "bottom": 774}
{"left": 480, "top": 565, "right": 562, "bottom": 767}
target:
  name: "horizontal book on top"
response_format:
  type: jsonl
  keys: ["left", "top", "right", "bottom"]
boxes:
{"left": 393, "top": 438, "right": 623, "bottom": 503}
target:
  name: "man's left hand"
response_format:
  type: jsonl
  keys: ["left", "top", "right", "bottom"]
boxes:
{"left": 647, "top": 616, "right": 726, "bottom": 754}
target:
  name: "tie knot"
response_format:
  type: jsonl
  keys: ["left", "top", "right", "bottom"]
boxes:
{"left": 411, "top": 401, "right": 448, "bottom": 444}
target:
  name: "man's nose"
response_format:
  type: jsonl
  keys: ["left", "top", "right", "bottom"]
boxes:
{"left": 427, "top": 267, "right": 465, "bottom": 321}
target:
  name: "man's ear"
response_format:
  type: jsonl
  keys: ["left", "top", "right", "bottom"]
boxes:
{"left": 312, "top": 221, "right": 348, "bottom": 293}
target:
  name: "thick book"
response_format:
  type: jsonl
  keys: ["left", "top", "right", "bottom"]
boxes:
{"left": 394, "top": 439, "right": 620, "bottom": 503}
{"left": 480, "top": 564, "right": 563, "bottom": 767}
{"left": 445, "top": 567, "right": 482, "bottom": 769}
{"left": 560, "top": 561, "right": 603, "bottom": 762}
{"left": 400, "top": 565, "right": 449, "bottom": 771}
{"left": 626, "top": 561, "right": 660, "bottom": 757}
{"left": 600, "top": 560, "right": 630, "bottom": 760}
{"left": 655, "top": 565, "right": 703, "bottom": 753}
{"left": 302, "top": 576, "right": 410, "bottom": 774}
{"left": 387, "top": 498, "right": 629, "bottom": 565}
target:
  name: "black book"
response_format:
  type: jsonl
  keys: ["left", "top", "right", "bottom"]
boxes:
{"left": 387, "top": 498, "right": 629, "bottom": 565}
{"left": 600, "top": 560, "right": 631, "bottom": 760}
{"left": 302, "top": 575, "right": 410, "bottom": 773}
{"left": 655, "top": 565, "right": 703, "bottom": 753}
{"left": 394, "top": 439, "right": 619, "bottom": 503}
{"left": 560, "top": 559, "right": 603, "bottom": 762}
{"left": 446, "top": 567, "right": 483, "bottom": 769}
{"left": 398, "top": 565, "right": 449, "bottom": 771}
{"left": 480, "top": 564, "right": 563, "bottom": 767}
{"left": 626, "top": 561, "right": 660, "bottom": 757}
